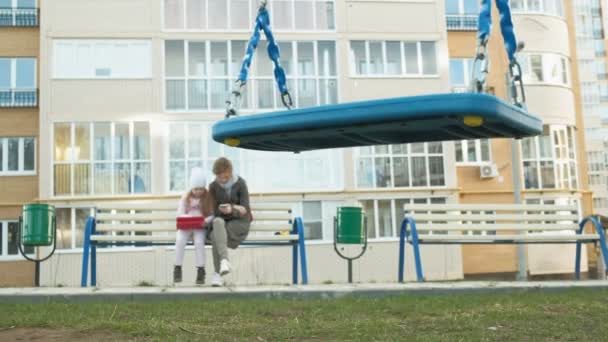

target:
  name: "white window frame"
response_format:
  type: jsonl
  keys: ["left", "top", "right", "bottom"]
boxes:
{"left": 511, "top": 0, "right": 564, "bottom": 17}
{"left": 520, "top": 125, "right": 578, "bottom": 191}
{"left": 455, "top": 139, "right": 492, "bottom": 165}
{"left": 0, "top": 137, "right": 36, "bottom": 176}
{"left": 164, "top": 39, "right": 339, "bottom": 112}
{"left": 0, "top": 220, "right": 35, "bottom": 261}
{"left": 51, "top": 122, "right": 152, "bottom": 198}
{"left": 52, "top": 40, "right": 152, "bottom": 80}
{"left": 349, "top": 41, "right": 439, "bottom": 78}
{"left": 445, "top": 0, "right": 480, "bottom": 14}
{"left": 519, "top": 53, "right": 571, "bottom": 87}
{"left": 354, "top": 143, "right": 446, "bottom": 189}
{"left": 162, "top": 0, "right": 336, "bottom": 32}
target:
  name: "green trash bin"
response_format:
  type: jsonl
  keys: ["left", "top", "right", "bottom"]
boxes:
{"left": 336, "top": 207, "right": 365, "bottom": 244}
{"left": 21, "top": 203, "right": 56, "bottom": 247}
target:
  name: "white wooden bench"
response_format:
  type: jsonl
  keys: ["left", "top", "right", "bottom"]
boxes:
{"left": 81, "top": 201, "right": 308, "bottom": 286}
{"left": 397, "top": 203, "right": 608, "bottom": 282}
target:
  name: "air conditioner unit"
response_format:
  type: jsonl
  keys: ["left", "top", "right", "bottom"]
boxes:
{"left": 480, "top": 163, "right": 498, "bottom": 178}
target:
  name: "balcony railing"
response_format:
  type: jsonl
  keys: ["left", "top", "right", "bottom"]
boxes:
{"left": 0, "top": 7, "right": 38, "bottom": 27}
{"left": 0, "top": 89, "right": 38, "bottom": 107}
{"left": 446, "top": 14, "right": 478, "bottom": 31}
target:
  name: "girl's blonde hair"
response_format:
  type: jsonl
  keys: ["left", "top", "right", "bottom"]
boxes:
{"left": 184, "top": 188, "right": 214, "bottom": 217}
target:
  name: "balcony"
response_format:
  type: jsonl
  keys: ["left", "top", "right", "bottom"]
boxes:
{"left": 446, "top": 15, "right": 477, "bottom": 31}
{"left": 0, "top": 7, "right": 38, "bottom": 27}
{"left": 0, "top": 89, "right": 37, "bottom": 107}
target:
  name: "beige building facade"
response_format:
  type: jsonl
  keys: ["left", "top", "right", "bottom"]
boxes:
{"left": 33, "top": 0, "right": 597, "bottom": 287}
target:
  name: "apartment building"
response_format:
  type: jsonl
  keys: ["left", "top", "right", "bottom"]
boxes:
{"left": 35, "top": 0, "right": 595, "bottom": 286}
{"left": 0, "top": 0, "right": 38, "bottom": 286}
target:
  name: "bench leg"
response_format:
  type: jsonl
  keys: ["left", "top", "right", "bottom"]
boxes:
{"left": 80, "top": 217, "right": 93, "bottom": 287}
{"left": 292, "top": 240, "right": 298, "bottom": 285}
{"left": 297, "top": 218, "right": 309, "bottom": 285}
{"left": 409, "top": 219, "right": 424, "bottom": 282}
{"left": 91, "top": 244, "right": 97, "bottom": 287}
{"left": 575, "top": 239, "right": 582, "bottom": 280}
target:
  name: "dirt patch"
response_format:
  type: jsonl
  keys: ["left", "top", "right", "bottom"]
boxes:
{"left": 0, "top": 327, "right": 135, "bottom": 341}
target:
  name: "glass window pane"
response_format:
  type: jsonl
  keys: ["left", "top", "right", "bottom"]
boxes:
{"left": 428, "top": 142, "right": 442, "bottom": 154}
{"left": 0, "top": 58, "right": 11, "bottom": 88}
{"left": 114, "top": 162, "right": 131, "bottom": 194}
{"left": 230, "top": 0, "right": 249, "bottom": 29}
{"left": 361, "top": 200, "right": 376, "bottom": 239}
{"left": 114, "top": 123, "right": 130, "bottom": 160}
{"left": 378, "top": 200, "right": 392, "bottom": 237}
{"left": 531, "top": 55, "right": 543, "bottom": 81}
{"left": 133, "top": 122, "right": 150, "bottom": 160}
{"left": 421, "top": 42, "right": 437, "bottom": 75}
{"left": 404, "top": 42, "right": 419, "bottom": 74}
{"left": 351, "top": 41, "right": 367, "bottom": 75}
{"left": 480, "top": 139, "right": 490, "bottom": 161}
{"left": 188, "top": 124, "right": 203, "bottom": 158}
{"left": 133, "top": 162, "right": 151, "bottom": 193}
{"left": 319, "top": 79, "right": 338, "bottom": 105}
{"left": 188, "top": 42, "right": 206, "bottom": 77}
{"left": 54, "top": 164, "right": 71, "bottom": 195}
{"left": 463, "top": 0, "right": 479, "bottom": 14}
{"left": 521, "top": 137, "right": 535, "bottom": 159}
{"left": 429, "top": 156, "right": 445, "bottom": 186}
{"left": 357, "top": 158, "right": 373, "bottom": 187}
{"left": 7, "top": 138, "right": 18, "bottom": 171}
{"left": 169, "top": 123, "right": 185, "bottom": 159}
{"left": 188, "top": 79, "right": 207, "bottom": 110}
{"left": 210, "top": 42, "right": 228, "bottom": 76}
{"left": 8, "top": 221, "right": 33, "bottom": 255}
{"left": 54, "top": 123, "right": 71, "bottom": 162}
{"left": 91, "top": 124, "right": 111, "bottom": 164}
{"left": 74, "top": 209, "right": 90, "bottom": 249}
{"left": 315, "top": 1, "right": 335, "bottom": 30}
{"left": 277, "top": 42, "right": 293, "bottom": 76}
{"left": 74, "top": 123, "right": 90, "bottom": 161}
{"left": 257, "top": 79, "right": 274, "bottom": 109}
{"left": 56, "top": 208, "right": 72, "bottom": 249}
{"left": 273, "top": 0, "right": 293, "bottom": 29}
{"left": 93, "top": 163, "right": 112, "bottom": 194}
{"left": 297, "top": 42, "right": 315, "bottom": 76}
{"left": 445, "top": 0, "right": 459, "bottom": 14}
{"left": 411, "top": 156, "right": 427, "bottom": 186}
{"left": 294, "top": 1, "right": 314, "bottom": 30}
{"left": 523, "top": 161, "right": 539, "bottom": 189}
{"left": 411, "top": 143, "right": 425, "bottom": 154}
{"left": 393, "top": 157, "right": 409, "bottom": 187}
{"left": 369, "top": 41, "right": 383, "bottom": 74}
{"left": 297, "top": 79, "right": 316, "bottom": 108}
{"left": 166, "top": 80, "right": 186, "bottom": 110}
{"left": 23, "top": 138, "right": 35, "bottom": 171}
{"left": 17, "top": 0, "right": 36, "bottom": 8}
{"left": 165, "top": 0, "right": 185, "bottom": 29}
{"left": 540, "top": 161, "right": 556, "bottom": 188}
{"left": 386, "top": 41, "right": 402, "bottom": 75}
{"left": 450, "top": 59, "right": 465, "bottom": 86}
{"left": 74, "top": 163, "right": 90, "bottom": 194}
{"left": 210, "top": 79, "right": 229, "bottom": 109}
{"left": 165, "top": 41, "right": 185, "bottom": 77}
{"left": 208, "top": 0, "right": 228, "bottom": 29}
{"left": 170, "top": 160, "right": 186, "bottom": 191}
{"left": 186, "top": 0, "right": 205, "bottom": 29}
{"left": 255, "top": 40, "right": 274, "bottom": 77}
{"left": 467, "top": 140, "right": 476, "bottom": 162}
{"left": 317, "top": 41, "right": 336, "bottom": 76}
{"left": 375, "top": 157, "right": 391, "bottom": 187}
{"left": 455, "top": 141, "right": 463, "bottom": 162}
{"left": 16, "top": 58, "right": 35, "bottom": 88}
{"left": 303, "top": 201, "right": 322, "bottom": 219}
{"left": 539, "top": 135, "right": 552, "bottom": 158}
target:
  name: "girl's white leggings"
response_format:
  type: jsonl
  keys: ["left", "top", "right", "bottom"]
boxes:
{"left": 175, "top": 229, "right": 206, "bottom": 268}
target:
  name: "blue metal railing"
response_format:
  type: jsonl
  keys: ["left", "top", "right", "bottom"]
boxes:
{"left": 0, "top": 7, "right": 38, "bottom": 27}
{"left": 446, "top": 14, "right": 478, "bottom": 31}
{"left": 0, "top": 89, "right": 38, "bottom": 107}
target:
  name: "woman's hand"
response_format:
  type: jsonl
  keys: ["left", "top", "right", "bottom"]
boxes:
{"left": 233, "top": 205, "right": 247, "bottom": 216}
{"left": 219, "top": 204, "right": 233, "bottom": 215}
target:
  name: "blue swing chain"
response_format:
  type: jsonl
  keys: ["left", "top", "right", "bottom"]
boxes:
{"left": 226, "top": 0, "right": 293, "bottom": 118}
{"left": 473, "top": 0, "right": 526, "bottom": 109}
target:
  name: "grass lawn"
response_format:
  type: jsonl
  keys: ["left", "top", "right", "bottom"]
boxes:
{"left": 1, "top": 289, "right": 607, "bottom": 341}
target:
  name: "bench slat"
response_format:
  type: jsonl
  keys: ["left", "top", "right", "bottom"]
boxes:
{"left": 91, "top": 234, "right": 299, "bottom": 242}
{"left": 412, "top": 223, "right": 580, "bottom": 231}
{"left": 413, "top": 234, "right": 599, "bottom": 242}
{"left": 403, "top": 204, "right": 578, "bottom": 212}
{"left": 96, "top": 202, "right": 292, "bottom": 212}
{"left": 408, "top": 214, "right": 579, "bottom": 222}
{"left": 95, "top": 223, "right": 293, "bottom": 233}
{"left": 96, "top": 213, "right": 176, "bottom": 221}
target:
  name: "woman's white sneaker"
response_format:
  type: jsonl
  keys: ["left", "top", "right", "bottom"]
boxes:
{"left": 220, "top": 259, "right": 231, "bottom": 275}
{"left": 211, "top": 272, "right": 223, "bottom": 287}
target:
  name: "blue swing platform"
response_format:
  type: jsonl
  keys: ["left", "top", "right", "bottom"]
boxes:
{"left": 212, "top": 93, "right": 543, "bottom": 153}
